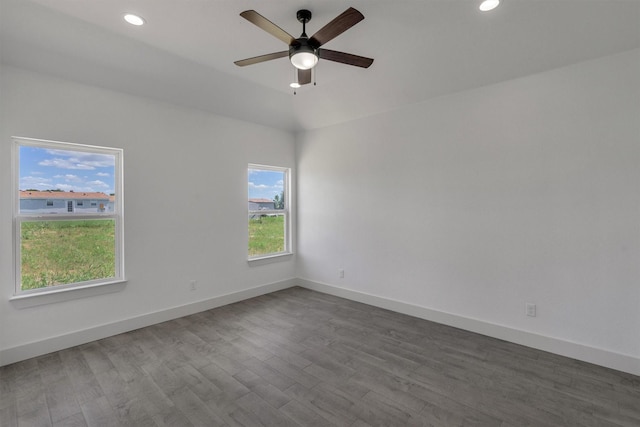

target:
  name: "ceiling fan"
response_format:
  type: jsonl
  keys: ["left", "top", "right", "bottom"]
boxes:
{"left": 234, "top": 7, "right": 374, "bottom": 87}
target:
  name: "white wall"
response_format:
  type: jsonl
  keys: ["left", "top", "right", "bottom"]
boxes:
{"left": 2, "top": 49, "right": 639, "bottom": 375}
{"left": 0, "top": 66, "right": 296, "bottom": 364}
{"left": 297, "top": 49, "right": 640, "bottom": 373}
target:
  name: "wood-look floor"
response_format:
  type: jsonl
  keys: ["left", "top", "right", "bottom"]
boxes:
{"left": 1, "top": 287, "right": 639, "bottom": 427}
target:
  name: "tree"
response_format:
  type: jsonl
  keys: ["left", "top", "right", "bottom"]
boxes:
{"left": 273, "top": 191, "right": 285, "bottom": 209}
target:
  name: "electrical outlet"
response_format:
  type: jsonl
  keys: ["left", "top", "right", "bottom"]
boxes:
{"left": 339, "top": 269, "right": 344, "bottom": 278}
{"left": 525, "top": 303, "right": 536, "bottom": 317}
{"left": 190, "top": 280, "right": 197, "bottom": 291}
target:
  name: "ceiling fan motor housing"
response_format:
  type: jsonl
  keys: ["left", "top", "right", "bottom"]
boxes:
{"left": 290, "top": 10, "right": 319, "bottom": 70}
{"left": 289, "top": 38, "right": 318, "bottom": 59}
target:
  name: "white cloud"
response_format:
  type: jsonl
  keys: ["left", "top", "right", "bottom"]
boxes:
{"left": 40, "top": 158, "right": 95, "bottom": 170}
{"left": 86, "top": 180, "right": 109, "bottom": 188}
{"left": 41, "top": 149, "right": 115, "bottom": 170}
{"left": 96, "top": 172, "right": 110, "bottom": 177}
{"left": 54, "top": 184, "right": 76, "bottom": 191}
{"left": 248, "top": 182, "right": 269, "bottom": 190}
{"left": 20, "top": 176, "right": 53, "bottom": 189}
{"left": 52, "top": 174, "right": 82, "bottom": 182}
{"left": 54, "top": 182, "right": 112, "bottom": 193}
{"left": 249, "top": 181, "right": 283, "bottom": 191}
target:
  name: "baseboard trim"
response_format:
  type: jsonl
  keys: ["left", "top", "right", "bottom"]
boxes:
{"left": 0, "top": 278, "right": 297, "bottom": 367}
{"left": 297, "top": 278, "right": 640, "bottom": 376}
{"left": 3, "top": 277, "right": 638, "bottom": 376}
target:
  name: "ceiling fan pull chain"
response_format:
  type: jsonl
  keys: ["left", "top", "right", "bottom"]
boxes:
{"left": 293, "top": 68, "right": 298, "bottom": 95}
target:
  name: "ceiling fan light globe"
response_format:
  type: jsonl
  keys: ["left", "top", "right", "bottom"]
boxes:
{"left": 291, "top": 52, "right": 318, "bottom": 70}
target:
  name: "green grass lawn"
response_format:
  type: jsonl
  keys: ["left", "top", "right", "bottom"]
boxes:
{"left": 20, "top": 219, "right": 116, "bottom": 290}
{"left": 20, "top": 215, "right": 283, "bottom": 290}
{"left": 249, "top": 215, "right": 285, "bottom": 256}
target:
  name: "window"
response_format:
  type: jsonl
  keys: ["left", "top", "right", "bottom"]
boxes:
{"left": 13, "top": 137, "right": 124, "bottom": 295}
{"left": 248, "top": 164, "right": 291, "bottom": 259}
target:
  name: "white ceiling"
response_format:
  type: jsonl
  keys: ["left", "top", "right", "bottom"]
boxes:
{"left": 1, "top": 0, "right": 639, "bottom": 132}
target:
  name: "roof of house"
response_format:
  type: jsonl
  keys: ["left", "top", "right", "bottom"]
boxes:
{"left": 248, "top": 198, "right": 274, "bottom": 204}
{"left": 20, "top": 190, "right": 111, "bottom": 200}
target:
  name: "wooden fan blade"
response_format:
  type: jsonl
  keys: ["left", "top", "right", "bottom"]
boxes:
{"left": 240, "top": 10, "right": 296, "bottom": 45}
{"left": 298, "top": 69, "right": 312, "bottom": 85}
{"left": 319, "top": 49, "right": 374, "bottom": 68}
{"left": 309, "top": 7, "right": 364, "bottom": 47}
{"left": 234, "top": 51, "right": 288, "bottom": 67}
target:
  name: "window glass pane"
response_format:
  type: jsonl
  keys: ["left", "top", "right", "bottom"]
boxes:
{"left": 248, "top": 213, "right": 285, "bottom": 257}
{"left": 19, "top": 145, "right": 116, "bottom": 214}
{"left": 248, "top": 168, "right": 285, "bottom": 210}
{"left": 20, "top": 219, "right": 116, "bottom": 290}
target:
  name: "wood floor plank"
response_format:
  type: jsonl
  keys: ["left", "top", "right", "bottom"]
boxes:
{"left": 80, "top": 342, "right": 116, "bottom": 376}
{"left": 278, "top": 398, "right": 333, "bottom": 427}
{"left": 0, "top": 405, "right": 18, "bottom": 427}
{"left": 1, "top": 286, "right": 638, "bottom": 426}
{"left": 223, "top": 404, "right": 266, "bottom": 427}
{"left": 44, "top": 377, "right": 82, "bottom": 423}
{"left": 239, "top": 357, "right": 297, "bottom": 392}
{"left": 283, "top": 382, "right": 358, "bottom": 426}
{"left": 261, "top": 355, "right": 321, "bottom": 389}
{"left": 167, "top": 385, "right": 226, "bottom": 426}
{"left": 141, "top": 360, "right": 188, "bottom": 396}
{"left": 150, "top": 408, "right": 194, "bottom": 427}
{"left": 95, "top": 369, "right": 151, "bottom": 424}
{"left": 126, "top": 377, "right": 176, "bottom": 420}
{"left": 52, "top": 412, "right": 88, "bottom": 427}
{"left": 234, "top": 392, "right": 298, "bottom": 427}
{"left": 79, "top": 395, "right": 120, "bottom": 427}
{"left": 196, "top": 362, "right": 251, "bottom": 399}
{"left": 15, "top": 384, "right": 49, "bottom": 424}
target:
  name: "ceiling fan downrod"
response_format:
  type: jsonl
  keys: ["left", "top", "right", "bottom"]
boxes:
{"left": 296, "top": 9, "right": 312, "bottom": 38}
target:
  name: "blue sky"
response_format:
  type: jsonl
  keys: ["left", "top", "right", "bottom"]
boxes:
{"left": 19, "top": 146, "right": 116, "bottom": 194}
{"left": 248, "top": 168, "right": 284, "bottom": 200}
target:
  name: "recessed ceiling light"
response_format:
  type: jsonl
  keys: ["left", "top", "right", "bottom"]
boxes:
{"left": 124, "top": 14, "right": 145, "bottom": 26}
{"left": 290, "top": 82, "right": 301, "bottom": 89}
{"left": 479, "top": 0, "right": 500, "bottom": 12}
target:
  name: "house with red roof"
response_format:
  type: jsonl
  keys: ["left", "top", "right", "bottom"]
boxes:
{"left": 248, "top": 198, "right": 275, "bottom": 211}
{"left": 19, "top": 190, "right": 113, "bottom": 214}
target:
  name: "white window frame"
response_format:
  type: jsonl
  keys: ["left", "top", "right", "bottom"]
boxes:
{"left": 248, "top": 163, "right": 291, "bottom": 261}
{"left": 12, "top": 137, "right": 125, "bottom": 299}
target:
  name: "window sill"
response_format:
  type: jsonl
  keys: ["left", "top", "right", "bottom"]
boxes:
{"left": 9, "top": 279, "right": 127, "bottom": 309}
{"left": 248, "top": 252, "right": 293, "bottom": 266}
